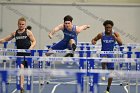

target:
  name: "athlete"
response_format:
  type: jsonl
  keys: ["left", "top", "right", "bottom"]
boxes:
{"left": 0, "top": 17, "right": 36, "bottom": 93}
{"left": 91, "top": 20, "right": 122, "bottom": 93}
{"left": 47, "top": 15, "right": 90, "bottom": 56}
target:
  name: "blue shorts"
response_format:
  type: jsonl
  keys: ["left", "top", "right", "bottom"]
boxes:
{"left": 51, "top": 40, "right": 72, "bottom": 50}
{"left": 100, "top": 54, "right": 114, "bottom": 69}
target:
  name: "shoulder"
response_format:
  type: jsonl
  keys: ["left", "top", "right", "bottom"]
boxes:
{"left": 54, "top": 23, "right": 64, "bottom": 31}
{"left": 75, "top": 25, "right": 80, "bottom": 32}
{"left": 95, "top": 32, "right": 102, "bottom": 39}
{"left": 75, "top": 25, "right": 79, "bottom": 29}
{"left": 26, "top": 29, "right": 33, "bottom": 36}
{"left": 57, "top": 23, "right": 63, "bottom": 27}
{"left": 58, "top": 24, "right": 64, "bottom": 29}
{"left": 11, "top": 31, "right": 16, "bottom": 37}
{"left": 98, "top": 32, "right": 103, "bottom": 37}
{"left": 75, "top": 25, "right": 78, "bottom": 29}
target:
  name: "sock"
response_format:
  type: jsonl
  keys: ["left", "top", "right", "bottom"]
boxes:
{"left": 70, "top": 53, "right": 74, "bottom": 57}
{"left": 72, "top": 43, "right": 76, "bottom": 51}
{"left": 64, "top": 53, "right": 71, "bottom": 57}
{"left": 106, "top": 86, "right": 110, "bottom": 92}
{"left": 64, "top": 53, "right": 73, "bottom": 57}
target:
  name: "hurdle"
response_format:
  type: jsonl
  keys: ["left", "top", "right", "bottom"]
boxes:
{"left": 0, "top": 48, "right": 36, "bottom": 93}
{"left": 0, "top": 47, "right": 139, "bottom": 70}
{"left": 44, "top": 42, "right": 140, "bottom": 69}
{"left": 77, "top": 43, "right": 140, "bottom": 71}
{"left": 0, "top": 54, "right": 86, "bottom": 93}
{"left": 1, "top": 54, "right": 140, "bottom": 93}
{"left": 44, "top": 42, "right": 140, "bottom": 70}
{"left": 1, "top": 42, "right": 140, "bottom": 93}
{"left": 0, "top": 56, "right": 33, "bottom": 93}
{"left": 0, "top": 68, "right": 86, "bottom": 93}
{"left": 1, "top": 68, "right": 140, "bottom": 93}
{"left": 0, "top": 48, "right": 136, "bottom": 70}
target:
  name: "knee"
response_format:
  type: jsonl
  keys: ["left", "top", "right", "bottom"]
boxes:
{"left": 45, "top": 53, "right": 52, "bottom": 56}
{"left": 69, "top": 39, "right": 75, "bottom": 44}
{"left": 45, "top": 53, "right": 50, "bottom": 56}
{"left": 20, "top": 64, "right": 24, "bottom": 68}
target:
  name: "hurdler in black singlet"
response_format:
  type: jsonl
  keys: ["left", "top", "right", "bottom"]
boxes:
{"left": 15, "top": 28, "right": 31, "bottom": 50}
{"left": 15, "top": 29, "right": 31, "bottom": 67}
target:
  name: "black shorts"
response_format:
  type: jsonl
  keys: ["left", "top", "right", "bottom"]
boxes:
{"left": 17, "top": 52, "right": 31, "bottom": 68}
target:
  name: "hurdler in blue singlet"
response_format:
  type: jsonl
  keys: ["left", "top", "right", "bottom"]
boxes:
{"left": 101, "top": 32, "right": 116, "bottom": 69}
{"left": 51, "top": 25, "right": 77, "bottom": 50}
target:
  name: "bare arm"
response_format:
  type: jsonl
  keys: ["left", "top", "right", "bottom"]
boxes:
{"left": 76, "top": 25, "right": 90, "bottom": 33}
{"left": 48, "top": 24, "right": 64, "bottom": 39}
{"left": 91, "top": 33, "right": 102, "bottom": 45}
{"left": 27, "top": 30, "right": 36, "bottom": 49}
{"left": 0, "top": 32, "right": 15, "bottom": 44}
{"left": 113, "top": 32, "right": 122, "bottom": 45}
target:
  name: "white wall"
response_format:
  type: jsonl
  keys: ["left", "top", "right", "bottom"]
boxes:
{"left": 1, "top": 0, "right": 140, "bottom": 3}
{"left": 0, "top": 3, "right": 140, "bottom": 49}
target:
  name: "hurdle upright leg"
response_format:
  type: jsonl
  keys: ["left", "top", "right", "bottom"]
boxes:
{"left": 16, "top": 57, "right": 22, "bottom": 93}
{"left": 0, "top": 70, "right": 8, "bottom": 93}
{"left": 135, "top": 52, "right": 140, "bottom": 93}
{"left": 26, "top": 58, "right": 33, "bottom": 93}
{"left": 76, "top": 72, "right": 85, "bottom": 93}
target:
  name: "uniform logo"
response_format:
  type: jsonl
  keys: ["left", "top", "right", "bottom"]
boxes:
{"left": 64, "top": 32, "right": 75, "bottom": 37}
{"left": 15, "top": 36, "right": 27, "bottom": 40}
{"left": 103, "top": 40, "right": 114, "bottom": 43}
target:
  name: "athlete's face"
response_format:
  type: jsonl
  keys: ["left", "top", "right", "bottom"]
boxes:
{"left": 18, "top": 21, "right": 26, "bottom": 31}
{"left": 64, "top": 21, "right": 72, "bottom": 30}
{"left": 104, "top": 24, "right": 113, "bottom": 35}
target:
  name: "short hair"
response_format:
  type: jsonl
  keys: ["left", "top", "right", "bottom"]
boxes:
{"left": 103, "top": 20, "right": 114, "bottom": 26}
{"left": 27, "top": 25, "right": 32, "bottom": 30}
{"left": 64, "top": 15, "right": 73, "bottom": 22}
{"left": 18, "top": 17, "right": 26, "bottom": 23}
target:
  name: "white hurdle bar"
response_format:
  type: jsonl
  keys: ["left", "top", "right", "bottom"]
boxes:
{"left": 0, "top": 48, "right": 139, "bottom": 69}
{"left": 0, "top": 55, "right": 140, "bottom": 72}
{"left": 1, "top": 48, "right": 140, "bottom": 71}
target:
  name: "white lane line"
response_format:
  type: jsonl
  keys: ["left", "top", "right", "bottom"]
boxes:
{"left": 51, "top": 80, "right": 76, "bottom": 93}
{"left": 11, "top": 89, "right": 17, "bottom": 93}
{"left": 51, "top": 83, "right": 61, "bottom": 93}
{"left": 64, "top": 80, "right": 76, "bottom": 84}
{"left": 124, "top": 85, "right": 128, "bottom": 93}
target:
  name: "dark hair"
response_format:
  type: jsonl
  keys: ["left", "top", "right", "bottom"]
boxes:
{"left": 103, "top": 20, "right": 114, "bottom": 26}
{"left": 27, "top": 25, "right": 32, "bottom": 30}
{"left": 64, "top": 15, "right": 73, "bottom": 22}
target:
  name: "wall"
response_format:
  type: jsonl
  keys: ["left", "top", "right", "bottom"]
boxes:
{"left": 0, "top": 3, "right": 140, "bottom": 49}
{"left": 1, "top": 0, "right": 140, "bottom": 3}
